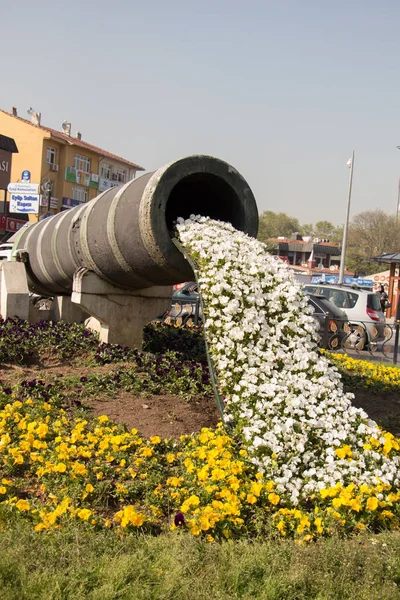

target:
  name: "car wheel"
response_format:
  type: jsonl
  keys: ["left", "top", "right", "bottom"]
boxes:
{"left": 328, "top": 334, "right": 341, "bottom": 350}
{"left": 343, "top": 324, "right": 368, "bottom": 351}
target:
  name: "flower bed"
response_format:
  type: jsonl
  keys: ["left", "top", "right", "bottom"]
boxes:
{"left": 325, "top": 351, "right": 400, "bottom": 391}
{"left": 0, "top": 389, "right": 399, "bottom": 541}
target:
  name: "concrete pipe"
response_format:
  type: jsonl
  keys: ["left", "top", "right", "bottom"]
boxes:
{"left": 12, "top": 155, "right": 258, "bottom": 296}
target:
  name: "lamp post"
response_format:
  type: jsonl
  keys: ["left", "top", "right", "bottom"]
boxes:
{"left": 396, "top": 146, "right": 400, "bottom": 220}
{"left": 338, "top": 151, "right": 355, "bottom": 284}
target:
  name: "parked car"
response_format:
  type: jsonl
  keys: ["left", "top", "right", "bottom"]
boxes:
{"left": 162, "top": 281, "right": 203, "bottom": 326}
{"left": 302, "top": 283, "right": 391, "bottom": 350}
{"left": 0, "top": 243, "right": 14, "bottom": 261}
{"left": 306, "top": 293, "right": 351, "bottom": 350}
{"left": 159, "top": 282, "right": 349, "bottom": 350}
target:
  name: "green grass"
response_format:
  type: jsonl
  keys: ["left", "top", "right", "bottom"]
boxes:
{"left": 1, "top": 522, "right": 400, "bottom": 599}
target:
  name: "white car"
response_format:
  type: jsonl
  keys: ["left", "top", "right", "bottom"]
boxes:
{"left": 0, "top": 243, "right": 14, "bottom": 261}
{"left": 303, "top": 283, "right": 390, "bottom": 350}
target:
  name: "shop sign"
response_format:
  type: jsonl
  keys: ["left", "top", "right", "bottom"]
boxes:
{"left": 0, "top": 149, "right": 12, "bottom": 189}
{"left": 99, "top": 177, "right": 120, "bottom": 192}
{"left": 6, "top": 217, "right": 26, "bottom": 233}
{"left": 65, "top": 167, "right": 98, "bottom": 189}
{"left": 311, "top": 275, "right": 374, "bottom": 287}
{"left": 21, "top": 170, "right": 31, "bottom": 182}
{"left": 10, "top": 193, "right": 40, "bottom": 214}
{"left": 41, "top": 196, "right": 59, "bottom": 209}
{"left": 62, "top": 197, "right": 84, "bottom": 210}
{"left": 7, "top": 182, "right": 39, "bottom": 194}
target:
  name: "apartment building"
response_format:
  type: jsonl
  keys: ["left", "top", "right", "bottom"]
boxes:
{"left": 0, "top": 107, "right": 144, "bottom": 229}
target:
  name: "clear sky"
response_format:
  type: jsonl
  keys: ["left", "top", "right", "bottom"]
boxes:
{"left": 2, "top": 0, "right": 400, "bottom": 225}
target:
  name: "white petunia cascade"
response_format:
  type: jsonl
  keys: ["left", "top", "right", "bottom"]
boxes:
{"left": 176, "top": 216, "right": 400, "bottom": 505}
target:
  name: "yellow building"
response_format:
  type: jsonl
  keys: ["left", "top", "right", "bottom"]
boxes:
{"left": 0, "top": 107, "right": 144, "bottom": 230}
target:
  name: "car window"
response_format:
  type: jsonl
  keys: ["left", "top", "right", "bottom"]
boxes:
{"left": 307, "top": 298, "right": 321, "bottom": 314}
{"left": 304, "top": 286, "right": 317, "bottom": 293}
{"left": 346, "top": 292, "right": 359, "bottom": 308}
{"left": 319, "top": 288, "right": 333, "bottom": 302}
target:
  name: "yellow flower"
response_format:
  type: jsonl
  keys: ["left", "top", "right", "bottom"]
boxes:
{"left": 115, "top": 505, "right": 145, "bottom": 527}
{"left": 16, "top": 499, "right": 30, "bottom": 512}
{"left": 85, "top": 484, "right": 94, "bottom": 493}
{"left": 250, "top": 481, "right": 263, "bottom": 497}
{"left": 350, "top": 499, "right": 362, "bottom": 512}
{"left": 71, "top": 462, "right": 88, "bottom": 476}
{"left": 77, "top": 508, "right": 92, "bottom": 521}
{"left": 246, "top": 493, "right": 257, "bottom": 504}
{"left": 189, "top": 524, "right": 201, "bottom": 536}
{"left": 314, "top": 517, "right": 323, "bottom": 533}
{"left": 381, "top": 510, "right": 394, "bottom": 519}
{"left": 332, "top": 498, "right": 343, "bottom": 509}
{"left": 0, "top": 486, "right": 7, "bottom": 494}
{"left": 366, "top": 497, "right": 379, "bottom": 511}
{"left": 36, "top": 423, "right": 49, "bottom": 439}
{"left": 150, "top": 436, "right": 161, "bottom": 445}
{"left": 166, "top": 453, "right": 175, "bottom": 463}
{"left": 268, "top": 493, "right": 280, "bottom": 506}
{"left": 335, "top": 445, "right": 352, "bottom": 460}
{"left": 98, "top": 415, "right": 109, "bottom": 423}
{"left": 141, "top": 447, "right": 153, "bottom": 458}
{"left": 187, "top": 495, "right": 200, "bottom": 507}
{"left": 53, "top": 462, "right": 67, "bottom": 473}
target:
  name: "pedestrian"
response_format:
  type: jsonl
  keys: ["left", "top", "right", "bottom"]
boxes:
{"left": 378, "top": 284, "right": 389, "bottom": 313}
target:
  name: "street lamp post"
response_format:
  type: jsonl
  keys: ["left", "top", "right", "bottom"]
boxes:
{"left": 396, "top": 147, "right": 400, "bottom": 220}
{"left": 338, "top": 151, "right": 355, "bottom": 285}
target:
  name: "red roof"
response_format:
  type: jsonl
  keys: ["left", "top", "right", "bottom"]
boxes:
{"left": 0, "top": 109, "right": 145, "bottom": 171}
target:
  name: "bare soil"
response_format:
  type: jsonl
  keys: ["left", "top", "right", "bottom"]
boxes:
{"left": 1, "top": 359, "right": 400, "bottom": 439}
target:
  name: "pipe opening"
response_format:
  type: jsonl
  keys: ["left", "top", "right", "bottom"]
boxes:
{"left": 165, "top": 173, "right": 246, "bottom": 233}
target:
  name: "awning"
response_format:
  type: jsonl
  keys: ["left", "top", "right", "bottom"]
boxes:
{"left": 0, "top": 134, "right": 18, "bottom": 153}
{"left": 372, "top": 253, "right": 400, "bottom": 264}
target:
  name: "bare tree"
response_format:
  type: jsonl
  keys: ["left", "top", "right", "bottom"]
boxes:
{"left": 346, "top": 210, "right": 400, "bottom": 274}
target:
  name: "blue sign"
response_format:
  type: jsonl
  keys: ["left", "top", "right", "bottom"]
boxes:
{"left": 10, "top": 193, "right": 40, "bottom": 214}
{"left": 21, "top": 170, "right": 31, "bottom": 182}
{"left": 61, "top": 197, "right": 84, "bottom": 210}
{"left": 311, "top": 275, "right": 374, "bottom": 288}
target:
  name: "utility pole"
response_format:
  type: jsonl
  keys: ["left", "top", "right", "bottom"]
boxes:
{"left": 396, "top": 177, "right": 400, "bottom": 221}
{"left": 338, "top": 151, "right": 355, "bottom": 285}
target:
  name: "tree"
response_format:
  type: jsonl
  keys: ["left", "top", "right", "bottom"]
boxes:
{"left": 257, "top": 211, "right": 302, "bottom": 242}
{"left": 313, "top": 221, "right": 342, "bottom": 244}
{"left": 345, "top": 210, "right": 400, "bottom": 275}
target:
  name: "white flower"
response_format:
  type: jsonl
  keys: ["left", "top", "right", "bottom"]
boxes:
{"left": 176, "top": 216, "right": 400, "bottom": 502}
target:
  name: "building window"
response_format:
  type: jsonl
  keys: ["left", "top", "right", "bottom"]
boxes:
{"left": 100, "top": 164, "right": 111, "bottom": 179}
{"left": 114, "top": 168, "right": 126, "bottom": 183}
{"left": 72, "top": 185, "right": 88, "bottom": 203}
{"left": 74, "top": 153, "right": 91, "bottom": 173}
{"left": 46, "top": 146, "right": 56, "bottom": 165}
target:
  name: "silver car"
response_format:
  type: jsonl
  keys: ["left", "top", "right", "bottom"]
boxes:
{"left": 303, "top": 283, "right": 391, "bottom": 350}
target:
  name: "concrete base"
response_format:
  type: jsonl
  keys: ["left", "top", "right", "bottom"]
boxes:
{"left": 51, "top": 296, "right": 88, "bottom": 323}
{"left": 0, "top": 261, "right": 30, "bottom": 320}
{"left": 71, "top": 268, "right": 172, "bottom": 348}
